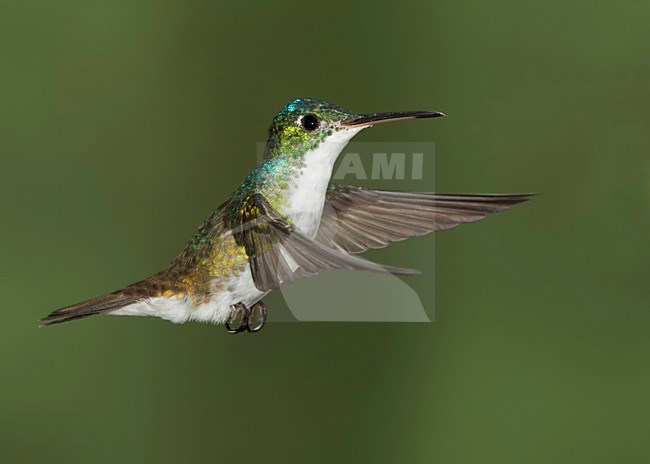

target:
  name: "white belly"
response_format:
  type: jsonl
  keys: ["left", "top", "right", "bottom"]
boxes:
{"left": 110, "top": 264, "right": 268, "bottom": 325}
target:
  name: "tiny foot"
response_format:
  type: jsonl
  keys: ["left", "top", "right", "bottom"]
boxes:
{"left": 225, "top": 302, "right": 249, "bottom": 334}
{"left": 247, "top": 300, "right": 268, "bottom": 333}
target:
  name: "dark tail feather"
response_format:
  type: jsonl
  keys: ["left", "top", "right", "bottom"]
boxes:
{"left": 40, "top": 293, "right": 139, "bottom": 326}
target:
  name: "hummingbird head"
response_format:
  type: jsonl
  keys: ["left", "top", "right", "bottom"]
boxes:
{"left": 263, "top": 98, "right": 444, "bottom": 163}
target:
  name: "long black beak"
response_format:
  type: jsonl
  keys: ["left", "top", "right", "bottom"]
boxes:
{"left": 341, "top": 110, "right": 445, "bottom": 127}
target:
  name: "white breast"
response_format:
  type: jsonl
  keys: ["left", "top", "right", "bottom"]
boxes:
{"left": 281, "top": 128, "right": 361, "bottom": 238}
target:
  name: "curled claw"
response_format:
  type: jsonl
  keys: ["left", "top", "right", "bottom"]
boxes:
{"left": 226, "top": 302, "right": 249, "bottom": 334}
{"left": 247, "top": 301, "right": 268, "bottom": 333}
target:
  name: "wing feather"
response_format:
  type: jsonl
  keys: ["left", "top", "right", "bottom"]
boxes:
{"left": 230, "top": 192, "right": 418, "bottom": 292}
{"left": 316, "top": 185, "right": 533, "bottom": 254}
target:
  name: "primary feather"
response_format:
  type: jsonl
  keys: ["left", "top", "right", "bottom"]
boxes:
{"left": 316, "top": 185, "right": 533, "bottom": 254}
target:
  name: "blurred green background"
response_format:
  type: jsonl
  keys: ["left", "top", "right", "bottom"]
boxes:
{"left": 2, "top": 1, "right": 649, "bottom": 462}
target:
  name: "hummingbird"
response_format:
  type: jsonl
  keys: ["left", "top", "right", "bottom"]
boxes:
{"left": 41, "top": 98, "right": 531, "bottom": 333}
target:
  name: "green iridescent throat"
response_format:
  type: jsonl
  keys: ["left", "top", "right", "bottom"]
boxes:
{"left": 235, "top": 98, "right": 357, "bottom": 207}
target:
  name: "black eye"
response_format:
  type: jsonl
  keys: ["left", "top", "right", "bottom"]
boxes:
{"left": 301, "top": 114, "right": 320, "bottom": 131}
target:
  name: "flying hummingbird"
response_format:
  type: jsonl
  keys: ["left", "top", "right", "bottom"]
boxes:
{"left": 42, "top": 98, "right": 531, "bottom": 333}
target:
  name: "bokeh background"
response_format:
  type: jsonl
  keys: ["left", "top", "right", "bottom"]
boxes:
{"left": 2, "top": 1, "right": 649, "bottom": 462}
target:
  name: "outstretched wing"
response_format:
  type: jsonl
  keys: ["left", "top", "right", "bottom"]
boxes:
{"left": 229, "top": 192, "right": 418, "bottom": 292}
{"left": 315, "top": 184, "right": 533, "bottom": 254}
